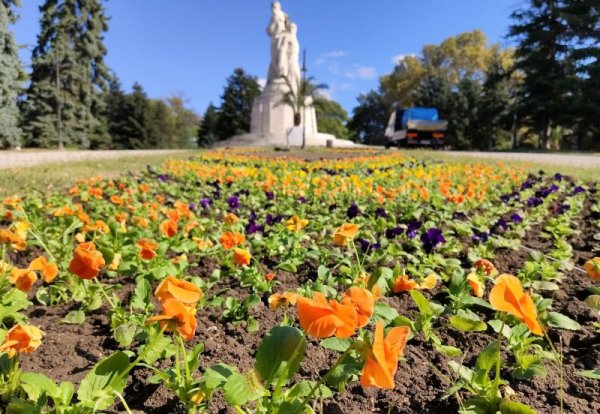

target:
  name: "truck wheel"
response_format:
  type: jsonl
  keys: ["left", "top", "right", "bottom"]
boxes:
{"left": 385, "top": 141, "right": 391, "bottom": 149}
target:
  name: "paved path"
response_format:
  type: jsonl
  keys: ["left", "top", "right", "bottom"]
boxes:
{"left": 0, "top": 149, "right": 190, "bottom": 170}
{"left": 441, "top": 151, "right": 600, "bottom": 168}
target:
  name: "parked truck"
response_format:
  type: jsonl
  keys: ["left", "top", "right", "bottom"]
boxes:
{"left": 384, "top": 107, "right": 448, "bottom": 149}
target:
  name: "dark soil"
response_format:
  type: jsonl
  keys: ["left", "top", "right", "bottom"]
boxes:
{"left": 13, "top": 193, "right": 600, "bottom": 414}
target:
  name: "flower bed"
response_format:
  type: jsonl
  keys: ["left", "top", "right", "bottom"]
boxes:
{"left": 1, "top": 149, "right": 599, "bottom": 413}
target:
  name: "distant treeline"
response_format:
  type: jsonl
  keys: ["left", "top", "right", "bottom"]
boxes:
{"left": 348, "top": 1, "right": 600, "bottom": 150}
{"left": 1, "top": 0, "right": 599, "bottom": 150}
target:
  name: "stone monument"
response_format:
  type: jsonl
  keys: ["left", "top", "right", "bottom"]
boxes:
{"left": 221, "top": 2, "right": 356, "bottom": 148}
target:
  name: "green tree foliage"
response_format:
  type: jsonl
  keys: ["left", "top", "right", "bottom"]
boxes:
{"left": 104, "top": 81, "right": 199, "bottom": 149}
{"left": 22, "top": 0, "right": 111, "bottom": 149}
{"left": 216, "top": 68, "right": 261, "bottom": 140}
{"left": 315, "top": 98, "right": 350, "bottom": 139}
{"left": 0, "top": 0, "right": 24, "bottom": 148}
{"left": 509, "top": 0, "right": 573, "bottom": 148}
{"left": 509, "top": 0, "right": 600, "bottom": 149}
{"left": 379, "top": 30, "right": 517, "bottom": 149}
{"left": 197, "top": 103, "right": 221, "bottom": 147}
{"left": 347, "top": 90, "right": 389, "bottom": 145}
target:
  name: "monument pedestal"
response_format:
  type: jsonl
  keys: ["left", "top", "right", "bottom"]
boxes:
{"left": 218, "top": 80, "right": 358, "bottom": 148}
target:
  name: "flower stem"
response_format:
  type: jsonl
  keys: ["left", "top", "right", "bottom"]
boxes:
{"left": 294, "top": 343, "right": 355, "bottom": 414}
{"left": 543, "top": 328, "right": 564, "bottom": 414}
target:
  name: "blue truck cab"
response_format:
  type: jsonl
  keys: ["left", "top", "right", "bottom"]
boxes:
{"left": 384, "top": 107, "right": 448, "bottom": 148}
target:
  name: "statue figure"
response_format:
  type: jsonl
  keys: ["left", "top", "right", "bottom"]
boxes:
{"left": 267, "top": 1, "right": 288, "bottom": 83}
{"left": 266, "top": 2, "right": 301, "bottom": 91}
{"left": 284, "top": 22, "right": 301, "bottom": 91}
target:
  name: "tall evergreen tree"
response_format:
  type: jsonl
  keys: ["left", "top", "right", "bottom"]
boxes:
{"left": 23, "top": 0, "right": 111, "bottom": 148}
{"left": 215, "top": 68, "right": 261, "bottom": 140}
{"left": 0, "top": 0, "right": 24, "bottom": 148}
{"left": 197, "top": 103, "right": 220, "bottom": 147}
{"left": 509, "top": 0, "right": 573, "bottom": 148}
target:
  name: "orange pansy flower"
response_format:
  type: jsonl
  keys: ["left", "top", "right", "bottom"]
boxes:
{"left": 155, "top": 275, "right": 203, "bottom": 306}
{"left": 220, "top": 231, "right": 245, "bottom": 250}
{"left": 341, "top": 287, "right": 375, "bottom": 328}
{"left": 137, "top": 238, "right": 159, "bottom": 260}
{"left": 296, "top": 292, "right": 358, "bottom": 338}
{"left": 392, "top": 275, "right": 417, "bottom": 293}
{"left": 29, "top": 256, "right": 59, "bottom": 283}
{"left": 9, "top": 268, "right": 37, "bottom": 292}
{"left": 0, "top": 229, "right": 27, "bottom": 251}
{"left": 466, "top": 273, "right": 485, "bottom": 298}
{"left": 232, "top": 248, "right": 252, "bottom": 266}
{"left": 223, "top": 213, "right": 239, "bottom": 225}
{"left": 475, "top": 259, "right": 496, "bottom": 276}
{"left": 268, "top": 292, "right": 298, "bottom": 310}
{"left": 584, "top": 257, "right": 600, "bottom": 281}
{"left": 489, "top": 274, "right": 542, "bottom": 335}
{"left": 332, "top": 223, "right": 360, "bottom": 246}
{"left": 360, "top": 322, "right": 410, "bottom": 389}
{"left": 0, "top": 324, "right": 44, "bottom": 358}
{"left": 286, "top": 215, "right": 309, "bottom": 232}
{"left": 147, "top": 298, "right": 197, "bottom": 341}
{"left": 68, "top": 242, "right": 105, "bottom": 280}
{"left": 160, "top": 219, "right": 178, "bottom": 238}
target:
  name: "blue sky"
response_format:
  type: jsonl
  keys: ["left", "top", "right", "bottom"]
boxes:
{"left": 11, "top": 0, "right": 522, "bottom": 115}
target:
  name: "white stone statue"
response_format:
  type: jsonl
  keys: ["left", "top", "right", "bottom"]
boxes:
{"left": 267, "top": 2, "right": 288, "bottom": 83}
{"left": 267, "top": 2, "right": 301, "bottom": 91}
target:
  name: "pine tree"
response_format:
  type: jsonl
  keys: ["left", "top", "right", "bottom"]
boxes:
{"left": 0, "top": 0, "right": 24, "bottom": 148}
{"left": 216, "top": 68, "right": 261, "bottom": 140}
{"left": 23, "top": 0, "right": 111, "bottom": 148}
{"left": 197, "top": 103, "right": 220, "bottom": 147}
{"left": 509, "top": 0, "right": 573, "bottom": 148}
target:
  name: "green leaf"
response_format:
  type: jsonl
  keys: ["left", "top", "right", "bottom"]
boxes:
{"left": 320, "top": 337, "right": 353, "bottom": 352}
{"left": 545, "top": 312, "right": 581, "bottom": 331}
{"left": 114, "top": 323, "right": 138, "bottom": 347}
{"left": 531, "top": 281, "right": 559, "bottom": 291}
{"left": 586, "top": 286, "right": 600, "bottom": 295}
{"left": 223, "top": 372, "right": 263, "bottom": 406}
{"left": 20, "top": 372, "right": 58, "bottom": 401}
{"left": 372, "top": 302, "right": 399, "bottom": 324}
{"left": 140, "top": 333, "right": 172, "bottom": 365}
{"left": 435, "top": 343, "right": 463, "bottom": 357}
{"left": 98, "top": 247, "right": 115, "bottom": 267}
{"left": 255, "top": 326, "right": 306, "bottom": 386}
{"left": 61, "top": 310, "right": 85, "bottom": 325}
{"left": 577, "top": 369, "right": 600, "bottom": 379}
{"left": 131, "top": 278, "right": 152, "bottom": 310}
{"left": 450, "top": 310, "right": 487, "bottom": 332}
{"left": 499, "top": 399, "right": 536, "bottom": 414}
{"left": 476, "top": 341, "right": 499, "bottom": 374}
{"left": 201, "top": 363, "right": 237, "bottom": 391}
{"left": 584, "top": 295, "right": 600, "bottom": 311}
{"left": 410, "top": 290, "right": 430, "bottom": 315}
{"left": 77, "top": 351, "right": 130, "bottom": 410}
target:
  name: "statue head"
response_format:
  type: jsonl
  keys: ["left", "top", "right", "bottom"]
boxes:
{"left": 272, "top": 1, "right": 281, "bottom": 11}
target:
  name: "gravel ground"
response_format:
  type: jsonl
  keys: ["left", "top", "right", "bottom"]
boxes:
{"left": 440, "top": 151, "right": 600, "bottom": 168}
{"left": 0, "top": 149, "right": 190, "bottom": 170}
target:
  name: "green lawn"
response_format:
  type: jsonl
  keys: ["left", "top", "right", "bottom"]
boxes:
{"left": 0, "top": 151, "right": 201, "bottom": 197}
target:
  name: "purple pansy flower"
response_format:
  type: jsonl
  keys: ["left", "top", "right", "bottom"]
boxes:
{"left": 472, "top": 231, "right": 490, "bottom": 244}
{"left": 157, "top": 174, "right": 169, "bottom": 182}
{"left": 385, "top": 227, "right": 403, "bottom": 239}
{"left": 420, "top": 228, "right": 445, "bottom": 253}
{"left": 228, "top": 196, "right": 239, "bottom": 209}
{"left": 375, "top": 207, "right": 388, "bottom": 218}
{"left": 406, "top": 220, "right": 422, "bottom": 239}
{"left": 358, "top": 238, "right": 381, "bottom": 253}
{"left": 347, "top": 203, "right": 360, "bottom": 219}
{"left": 200, "top": 198, "right": 211, "bottom": 209}
{"left": 510, "top": 213, "right": 523, "bottom": 224}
